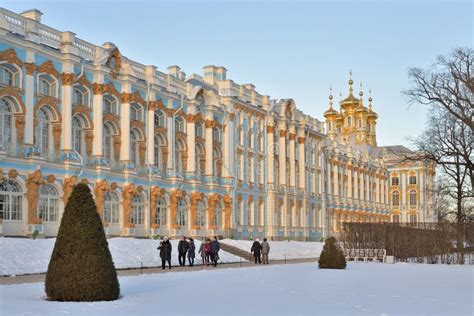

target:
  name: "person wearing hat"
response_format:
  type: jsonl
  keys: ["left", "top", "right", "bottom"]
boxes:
{"left": 251, "top": 238, "right": 262, "bottom": 264}
{"left": 158, "top": 236, "right": 172, "bottom": 269}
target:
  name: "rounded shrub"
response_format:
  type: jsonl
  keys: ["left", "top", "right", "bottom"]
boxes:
{"left": 318, "top": 236, "right": 347, "bottom": 269}
{"left": 45, "top": 183, "right": 120, "bottom": 301}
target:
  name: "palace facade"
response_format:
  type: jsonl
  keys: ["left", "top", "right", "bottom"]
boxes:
{"left": 0, "top": 8, "right": 436, "bottom": 240}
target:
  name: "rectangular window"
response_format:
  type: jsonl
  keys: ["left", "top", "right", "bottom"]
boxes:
{"left": 409, "top": 175, "right": 417, "bottom": 185}
{"left": 409, "top": 214, "right": 417, "bottom": 225}
{"left": 391, "top": 177, "right": 399, "bottom": 186}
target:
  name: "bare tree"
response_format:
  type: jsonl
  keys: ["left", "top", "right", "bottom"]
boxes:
{"left": 404, "top": 47, "right": 473, "bottom": 131}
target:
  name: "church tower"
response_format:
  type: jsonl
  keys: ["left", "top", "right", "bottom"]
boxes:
{"left": 324, "top": 72, "right": 378, "bottom": 146}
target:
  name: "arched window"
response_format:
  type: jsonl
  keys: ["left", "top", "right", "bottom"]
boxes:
{"left": 213, "top": 127, "right": 221, "bottom": 143}
{"left": 0, "top": 65, "right": 19, "bottom": 87}
{"left": 196, "top": 143, "right": 205, "bottom": 176}
{"left": 195, "top": 122, "right": 203, "bottom": 138}
{"left": 154, "top": 110, "right": 165, "bottom": 128}
{"left": 103, "top": 122, "right": 116, "bottom": 164}
{"left": 197, "top": 201, "right": 205, "bottom": 227}
{"left": 130, "top": 129, "right": 140, "bottom": 167}
{"left": 154, "top": 197, "right": 167, "bottom": 226}
{"left": 347, "top": 116, "right": 352, "bottom": 126}
{"left": 103, "top": 96, "right": 117, "bottom": 114}
{"left": 409, "top": 190, "right": 417, "bottom": 206}
{"left": 38, "top": 75, "right": 56, "bottom": 97}
{"left": 36, "top": 107, "right": 52, "bottom": 159}
{"left": 392, "top": 191, "right": 400, "bottom": 206}
{"left": 175, "top": 116, "right": 185, "bottom": 133}
{"left": 176, "top": 198, "right": 187, "bottom": 227}
{"left": 358, "top": 119, "right": 362, "bottom": 128}
{"left": 130, "top": 103, "right": 143, "bottom": 121}
{"left": 72, "top": 115, "right": 86, "bottom": 157}
{"left": 103, "top": 191, "right": 119, "bottom": 224}
{"left": 0, "top": 179, "right": 22, "bottom": 220}
{"left": 236, "top": 153, "right": 242, "bottom": 180}
{"left": 131, "top": 194, "right": 145, "bottom": 225}
{"left": 38, "top": 184, "right": 59, "bottom": 222}
{"left": 73, "top": 86, "right": 89, "bottom": 107}
{"left": 175, "top": 139, "right": 186, "bottom": 173}
{"left": 154, "top": 134, "right": 166, "bottom": 170}
{"left": 214, "top": 203, "right": 222, "bottom": 228}
{"left": 0, "top": 98, "right": 13, "bottom": 151}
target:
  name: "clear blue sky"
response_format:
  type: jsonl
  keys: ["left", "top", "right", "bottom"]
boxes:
{"left": 3, "top": 0, "right": 473, "bottom": 146}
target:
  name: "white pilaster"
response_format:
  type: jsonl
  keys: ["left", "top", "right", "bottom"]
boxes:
{"left": 60, "top": 65, "right": 73, "bottom": 153}
{"left": 24, "top": 51, "right": 35, "bottom": 146}
{"left": 205, "top": 116, "right": 213, "bottom": 176}
{"left": 278, "top": 120, "right": 286, "bottom": 187}
{"left": 266, "top": 124, "right": 275, "bottom": 184}
{"left": 92, "top": 73, "right": 104, "bottom": 157}
{"left": 120, "top": 83, "right": 132, "bottom": 162}
{"left": 186, "top": 104, "right": 196, "bottom": 174}
{"left": 297, "top": 134, "right": 305, "bottom": 190}
{"left": 147, "top": 107, "right": 155, "bottom": 165}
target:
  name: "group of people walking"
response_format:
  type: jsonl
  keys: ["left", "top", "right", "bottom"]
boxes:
{"left": 251, "top": 238, "right": 271, "bottom": 264}
{"left": 158, "top": 236, "right": 221, "bottom": 269}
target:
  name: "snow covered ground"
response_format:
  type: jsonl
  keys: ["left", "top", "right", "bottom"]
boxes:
{"left": 222, "top": 239, "right": 324, "bottom": 260}
{"left": 1, "top": 263, "right": 472, "bottom": 315}
{"left": 0, "top": 237, "right": 244, "bottom": 276}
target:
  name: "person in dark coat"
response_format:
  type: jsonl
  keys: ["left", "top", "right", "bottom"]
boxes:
{"left": 178, "top": 235, "right": 189, "bottom": 266}
{"left": 158, "top": 236, "right": 172, "bottom": 269}
{"left": 187, "top": 238, "right": 196, "bottom": 267}
{"left": 251, "top": 238, "right": 262, "bottom": 264}
{"left": 199, "top": 239, "right": 212, "bottom": 266}
{"left": 210, "top": 236, "right": 220, "bottom": 267}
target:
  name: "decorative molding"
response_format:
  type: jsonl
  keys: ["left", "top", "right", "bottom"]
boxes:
{"left": 150, "top": 186, "right": 166, "bottom": 228}
{"left": 37, "top": 60, "right": 59, "bottom": 79}
{"left": 297, "top": 136, "right": 305, "bottom": 144}
{"left": 122, "top": 183, "right": 140, "bottom": 228}
{"left": 61, "top": 73, "right": 75, "bottom": 86}
{"left": 289, "top": 133, "right": 296, "bottom": 141}
{"left": 26, "top": 170, "right": 46, "bottom": 225}
{"left": 62, "top": 175, "right": 77, "bottom": 206}
{"left": 105, "top": 48, "right": 122, "bottom": 79}
{"left": 0, "top": 86, "right": 26, "bottom": 113}
{"left": 75, "top": 75, "right": 92, "bottom": 88}
{"left": 279, "top": 130, "right": 287, "bottom": 137}
{"left": 147, "top": 99, "right": 165, "bottom": 111}
{"left": 25, "top": 62, "right": 36, "bottom": 75}
{"left": 266, "top": 126, "right": 275, "bottom": 133}
{"left": 8, "top": 169, "right": 18, "bottom": 179}
{"left": 92, "top": 82, "right": 105, "bottom": 95}
{"left": 0, "top": 48, "right": 23, "bottom": 67}
{"left": 94, "top": 179, "right": 110, "bottom": 220}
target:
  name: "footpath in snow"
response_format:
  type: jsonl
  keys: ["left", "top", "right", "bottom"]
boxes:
{"left": 0, "top": 237, "right": 244, "bottom": 276}
{"left": 1, "top": 262, "right": 472, "bottom": 315}
{"left": 221, "top": 239, "right": 324, "bottom": 260}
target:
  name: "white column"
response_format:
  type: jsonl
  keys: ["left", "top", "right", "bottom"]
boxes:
{"left": 298, "top": 135, "right": 305, "bottom": 190}
{"left": 120, "top": 85, "right": 131, "bottom": 162}
{"left": 186, "top": 112, "right": 196, "bottom": 174}
{"left": 24, "top": 59, "right": 35, "bottom": 146}
{"left": 289, "top": 130, "right": 296, "bottom": 188}
{"left": 147, "top": 107, "right": 155, "bottom": 165}
{"left": 60, "top": 69, "right": 73, "bottom": 153}
{"left": 266, "top": 125, "right": 275, "bottom": 184}
{"left": 359, "top": 169, "right": 364, "bottom": 201}
{"left": 205, "top": 118, "right": 213, "bottom": 176}
{"left": 167, "top": 112, "right": 174, "bottom": 171}
{"left": 347, "top": 164, "right": 353, "bottom": 199}
{"left": 92, "top": 74, "right": 104, "bottom": 157}
{"left": 333, "top": 162, "right": 339, "bottom": 196}
{"left": 222, "top": 113, "right": 233, "bottom": 178}
{"left": 278, "top": 122, "right": 286, "bottom": 187}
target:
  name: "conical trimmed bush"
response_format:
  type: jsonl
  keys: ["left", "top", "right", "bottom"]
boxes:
{"left": 45, "top": 183, "right": 120, "bottom": 301}
{"left": 318, "top": 237, "right": 347, "bottom": 269}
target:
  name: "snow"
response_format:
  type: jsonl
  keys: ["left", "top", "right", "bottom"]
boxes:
{"left": 222, "top": 239, "right": 324, "bottom": 260}
{"left": 0, "top": 237, "right": 244, "bottom": 276}
{"left": 1, "top": 263, "right": 472, "bottom": 315}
